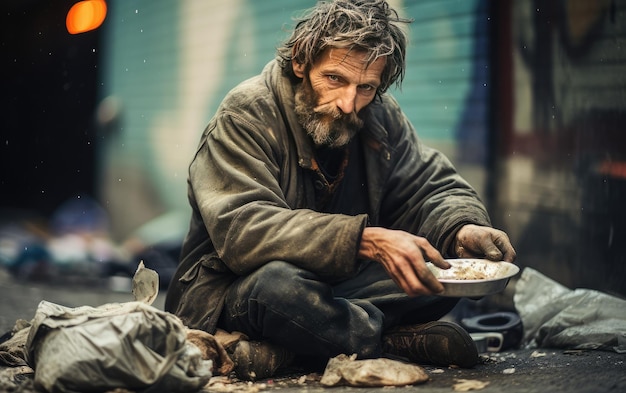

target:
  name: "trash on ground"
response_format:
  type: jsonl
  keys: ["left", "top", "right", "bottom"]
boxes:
{"left": 320, "top": 353, "right": 429, "bottom": 387}
{"left": 206, "top": 375, "right": 265, "bottom": 393}
{"left": 0, "top": 319, "right": 30, "bottom": 367}
{"left": 514, "top": 267, "right": 626, "bottom": 353}
{"left": 131, "top": 260, "right": 159, "bottom": 305}
{"left": 453, "top": 378, "right": 490, "bottom": 391}
{"left": 186, "top": 328, "right": 234, "bottom": 376}
{"left": 25, "top": 300, "right": 213, "bottom": 393}
{"left": 0, "top": 261, "right": 240, "bottom": 392}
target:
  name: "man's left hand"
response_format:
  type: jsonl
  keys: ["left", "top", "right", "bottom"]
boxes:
{"left": 453, "top": 224, "right": 516, "bottom": 262}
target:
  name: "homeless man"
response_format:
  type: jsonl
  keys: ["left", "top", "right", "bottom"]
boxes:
{"left": 165, "top": 0, "right": 516, "bottom": 380}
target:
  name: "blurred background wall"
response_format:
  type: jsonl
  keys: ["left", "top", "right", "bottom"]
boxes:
{"left": 1, "top": 0, "right": 624, "bottom": 296}
{"left": 495, "top": 0, "right": 626, "bottom": 296}
{"left": 93, "top": 0, "right": 495, "bottom": 238}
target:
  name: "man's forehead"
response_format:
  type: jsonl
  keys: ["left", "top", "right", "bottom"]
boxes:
{"left": 316, "top": 47, "right": 387, "bottom": 76}
{"left": 323, "top": 47, "right": 384, "bottom": 65}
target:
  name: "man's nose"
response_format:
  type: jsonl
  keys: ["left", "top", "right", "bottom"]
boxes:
{"left": 336, "top": 86, "right": 357, "bottom": 114}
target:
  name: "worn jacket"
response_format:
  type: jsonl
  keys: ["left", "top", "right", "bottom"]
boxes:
{"left": 164, "top": 59, "right": 491, "bottom": 333}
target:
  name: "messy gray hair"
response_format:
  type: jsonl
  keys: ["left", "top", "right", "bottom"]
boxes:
{"left": 277, "top": 0, "right": 412, "bottom": 95}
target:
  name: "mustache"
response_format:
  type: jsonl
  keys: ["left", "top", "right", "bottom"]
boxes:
{"left": 313, "top": 103, "right": 363, "bottom": 126}
{"left": 314, "top": 104, "right": 342, "bottom": 119}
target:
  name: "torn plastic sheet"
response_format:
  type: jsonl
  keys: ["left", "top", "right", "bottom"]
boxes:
{"left": 514, "top": 267, "right": 626, "bottom": 353}
{"left": 25, "top": 300, "right": 213, "bottom": 393}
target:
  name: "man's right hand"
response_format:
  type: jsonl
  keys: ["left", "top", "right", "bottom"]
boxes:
{"left": 358, "top": 227, "right": 450, "bottom": 296}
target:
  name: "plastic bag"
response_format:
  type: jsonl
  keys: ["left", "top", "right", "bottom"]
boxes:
{"left": 25, "top": 300, "right": 212, "bottom": 393}
{"left": 514, "top": 267, "right": 626, "bottom": 353}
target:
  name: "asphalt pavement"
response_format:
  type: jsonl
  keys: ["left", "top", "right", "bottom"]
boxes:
{"left": 1, "top": 268, "right": 624, "bottom": 393}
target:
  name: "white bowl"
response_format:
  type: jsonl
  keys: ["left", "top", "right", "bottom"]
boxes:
{"left": 426, "top": 258, "right": 520, "bottom": 297}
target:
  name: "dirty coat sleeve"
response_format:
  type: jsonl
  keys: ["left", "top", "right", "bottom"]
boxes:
{"left": 188, "top": 110, "right": 367, "bottom": 279}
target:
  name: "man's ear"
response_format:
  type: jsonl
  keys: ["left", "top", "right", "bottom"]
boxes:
{"left": 292, "top": 60, "right": 306, "bottom": 78}
{"left": 291, "top": 45, "right": 305, "bottom": 78}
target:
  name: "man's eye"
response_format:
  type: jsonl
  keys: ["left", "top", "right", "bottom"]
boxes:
{"left": 327, "top": 75, "right": 340, "bottom": 82}
{"left": 359, "top": 85, "right": 377, "bottom": 94}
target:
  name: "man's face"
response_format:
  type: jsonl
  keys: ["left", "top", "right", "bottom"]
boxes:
{"left": 293, "top": 48, "right": 386, "bottom": 148}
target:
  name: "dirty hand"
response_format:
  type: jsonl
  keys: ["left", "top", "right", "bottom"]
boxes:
{"left": 453, "top": 224, "right": 516, "bottom": 262}
{"left": 358, "top": 227, "right": 449, "bottom": 296}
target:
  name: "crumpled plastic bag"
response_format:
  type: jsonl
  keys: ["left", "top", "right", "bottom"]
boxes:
{"left": 25, "top": 300, "right": 213, "bottom": 393}
{"left": 320, "top": 354, "right": 429, "bottom": 387}
{"left": 514, "top": 267, "right": 626, "bottom": 353}
{"left": 0, "top": 319, "right": 31, "bottom": 367}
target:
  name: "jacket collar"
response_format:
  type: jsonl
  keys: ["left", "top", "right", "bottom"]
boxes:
{"left": 262, "top": 60, "right": 317, "bottom": 169}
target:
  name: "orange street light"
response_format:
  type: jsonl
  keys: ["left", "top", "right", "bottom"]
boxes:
{"left": 66, "top": 0, "right": 107, "bottom": 34}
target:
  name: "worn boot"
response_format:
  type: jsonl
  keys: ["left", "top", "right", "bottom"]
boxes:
{"left": 228, "top": 340, "right": 295, "bottom": 380}
{"left": 382, "top": 321, "right": 478, "bottom": 368}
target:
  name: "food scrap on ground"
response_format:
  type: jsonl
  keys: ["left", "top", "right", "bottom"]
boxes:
{"left": 453, "top": 378, "right": 490, "bottom": 391}
{"left": 320, "top": 353, "right": 429, "bottom": 387}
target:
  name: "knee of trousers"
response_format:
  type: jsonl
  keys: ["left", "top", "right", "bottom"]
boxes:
{"left": 246, "top": 260, "right": 323, "bottom": 301}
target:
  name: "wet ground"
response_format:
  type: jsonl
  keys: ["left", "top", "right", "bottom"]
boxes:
{"left": 1, "top": 268, "right": 625, "bottom": 393}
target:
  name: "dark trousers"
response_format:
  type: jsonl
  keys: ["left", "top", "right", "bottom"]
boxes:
{"left": 218, "top": 260, "right": 459, "bottom": 359}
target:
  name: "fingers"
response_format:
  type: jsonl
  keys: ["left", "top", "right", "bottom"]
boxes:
{"left": 364, "top": 228, "right": 461, "bottom": 296}
{"left": 482, "top": 229, "right": 517, "bottom": 262}
{"left": 483, "top": 241, "right": 503, "bottom": 261}
{"left": 414, "top": 263, "right": 444, "bottom": 295}
{"left": 405, "top": 238, "right": 446, "bottom": 295}
{"left": 381, "top": 254, "right": 437, "bottom": 296}
{"left": 369, "top": 225, "right": 516, "bottom": 298}
{"left": 492, "top": 232, "right": 517, "bottom": 262}
{"left": 456, "top": 224, "right": 516, "bottom": 262}
{"left": 422, "top": 241, "right": 450, "bottom": 269}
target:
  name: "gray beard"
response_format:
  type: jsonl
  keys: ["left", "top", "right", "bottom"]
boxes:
{"left": 294, "top": 79, "right": 364, "bottom": 148}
